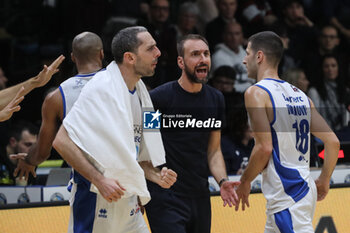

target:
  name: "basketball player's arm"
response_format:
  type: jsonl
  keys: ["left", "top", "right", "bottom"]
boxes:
{"left": 309, "top": 98, "right": 339, "bottom": 201}
{"left": 208, "top": 130, "right": 240, "bottom": 207}
{"left": 12, "top": 89, "right": 63, "bottom": 180}
{"left": 139, "top": 161, "right": 177, "bottom": 188}
{"left": 0, "top": 55, "right": 64, "bottom": 110}
{"left": 236, "top": 86, "right": 273, "bottom": 211}
{"left": 53, "top": 125, "right": 126, "bottom": 203}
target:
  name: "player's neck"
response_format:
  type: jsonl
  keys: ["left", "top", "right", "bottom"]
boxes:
{"left": 178, "top": 75, "right": 203, "bottom": 93}
{"left": 118, "top": 64, "right": 140, "bottom": 91}
{"left": 257, "top": 67, "right": 279, "bottom": 82}
{"left": 77, "top": 62, "right": 102, "bottom": 75}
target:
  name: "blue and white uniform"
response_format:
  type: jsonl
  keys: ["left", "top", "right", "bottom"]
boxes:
{"left": 61, "top": 73, "right": 148, "bottom": 233}
{"left": 255, "top": 78, "right": 317, "bottom": 233}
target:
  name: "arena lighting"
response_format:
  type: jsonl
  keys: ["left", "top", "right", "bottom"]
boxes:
{"left": 318, "top": 149, "right": 344, "bottom": 159}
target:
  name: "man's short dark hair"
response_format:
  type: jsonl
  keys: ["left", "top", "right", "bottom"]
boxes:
{"left": 283, "top": 0, "right": 303, "bottom": 10}
{"left": 177, "top": 34, "right": 209, "bottom": 57}
{"left": 248, "top": 31, "right": 284, "bottom": 67}
{"left": 9, "top": 121, "right": 38, "bottom": 141}
{"left": 111, "top": 26, "right": 148, "bottom": 64}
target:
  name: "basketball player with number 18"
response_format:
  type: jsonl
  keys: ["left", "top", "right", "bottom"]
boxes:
{"left": 235, "top": 31, "right": 340, "bottom": 233}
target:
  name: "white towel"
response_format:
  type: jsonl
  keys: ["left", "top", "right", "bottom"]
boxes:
{"left": 63, "top": 61, "right": 166, "bottom": 205}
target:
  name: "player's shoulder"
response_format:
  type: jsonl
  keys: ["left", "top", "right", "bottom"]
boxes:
{"left": 245, "top": 84, "right": 269, "bottom": 97}
{"left": 42, "top": 88, "right": 63, "bottom": 114}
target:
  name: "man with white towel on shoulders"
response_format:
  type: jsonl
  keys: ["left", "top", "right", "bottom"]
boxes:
{"left": 53, "top": 26, "right": 177, "bottom": 233}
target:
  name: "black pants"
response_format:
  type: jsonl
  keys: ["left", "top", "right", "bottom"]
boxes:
{"left": 145, "top": 182, "right": 211, "bottom": 233}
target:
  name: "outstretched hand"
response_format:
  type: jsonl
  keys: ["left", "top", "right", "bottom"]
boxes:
{"left": 220, "top": 180, "right": 240, "bottom": 207}
{"left": 158, "top": 167, "right": 177, "bottom": 189}
{"left": 11, "top": 153, "right": 36, "bottom": 181}
{"left": 33, "top": 55, "right": 65, "bottom": 88}
{"left": 235, "top": 181, "right": 251, "bottom": 211}
{"left": 0, "top": 87, "right": 25, "bottom": 122}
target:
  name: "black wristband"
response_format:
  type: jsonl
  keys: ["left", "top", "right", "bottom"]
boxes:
{"left": 219, "top": 178, "right": 228, "bottom": 187}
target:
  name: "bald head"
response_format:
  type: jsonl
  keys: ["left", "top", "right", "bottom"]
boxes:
{"left": 72, "top": 32, "right": 103, "bottom": 64}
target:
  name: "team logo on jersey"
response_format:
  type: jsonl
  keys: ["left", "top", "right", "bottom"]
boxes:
{"left": 75, "top": 79, "right": 84, "bottom": 86}
{"left": 143, "top": 110, "right": 161, "bottom": 129}
{"left": 298, "top": 155, "right": 308, "bottom": 163}
{"left": 290, "top": 84, "right": 300, "bottom": 92}
{"left": 98, "top": 208, "right": 108, "bottom": 218}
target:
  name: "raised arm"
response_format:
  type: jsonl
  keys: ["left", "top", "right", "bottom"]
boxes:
{"left": 0, "top": 55, "right": 64, "bottom": 110}
{"left": 0, "top": 87, "right": 25, "bottom": 122}
{"left": 309, "top": 98, "right": 339, "bottom": 201}
{"left": 236, "top": 86, "right": 273, "bottom": 211}
{"left": 208, "top": 130, "right": 240, "bottom": 207}
{"left": 53, "top": 125, "right": 126, "bottom": 202}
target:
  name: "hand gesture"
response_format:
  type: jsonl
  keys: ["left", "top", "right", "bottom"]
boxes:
{"left": 315, "top": 178, "right": 329, "bottom": 201}
{"left": 220, "top": 180, "right": 240, "bottom": 207}
{"left": 158, "top": 167, "right": 177, "bottom": 189}
{"left": 11, "top": 153, "right": 36, "bottom": 181}
{"left": 0, "top": 87, "right": 25, "bottom": 122}
{"left": 235, "top": 181, "right": 251, "bottom": 211}
{"left": 95, "top": 177, "right": 126, "bottom": 203}
{"left": 33, "top": 55, "right": 65, "bottom": 88}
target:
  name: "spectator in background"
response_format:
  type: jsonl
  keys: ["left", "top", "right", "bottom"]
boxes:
{"left": 174, "top": 2, "right": 200, "bottom": 40}
{"left": 5, "top": 121, "right": 38, "bottom": 185}
{"left": 110, "top": 0, "right": 148, "bottom": 20}
{"left": 205, "top": 0, "right": 239, "bottom": 51}
{"left": 196, "top": 0, "right": 218, "bottom": 35}
{"left": 282, "top": 68, "right": 309, "bottom": 93}
{"left": 211, "top": 22, "right": 255, "bottom": 92}
{"left": 0, "top": 67, "right": 8, "bottom": 90}
{"left": 210, "top": 65, "right": 236, "bottom": 94}
{"left": 139, "top": 0, "right": 178, "bottom": 88}
{"left": 308, "top": 55, "right": 349, "bottom": 131}
{"left": 302, "top": 25, "right": 349, "bottom": 87}
{"left": 238, "top": 0, "right": 278, "bottom": 36}
{"left": 322, "top": 0, "right": 350, "bottom": 43}
{"left": 282, "top": 0, "right": 317, "bottom": 63}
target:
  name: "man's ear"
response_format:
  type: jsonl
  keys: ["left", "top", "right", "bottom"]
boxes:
{"left": 124, "top": 52, "right": 136, "bottom": 65}
{"left": 256, "top": 51, "right": 264, "bottom": 64}
{"left": 9, "top": 137, "right": 17, "bottom": 147}
{"left": 100, "top": 50, "right": 104, "bottom": 60}
{"left": 71, "top": 53, "right": 76, "bottom": 64}
{"left": 177, "top": 56, "right": 184, "bottom": 70}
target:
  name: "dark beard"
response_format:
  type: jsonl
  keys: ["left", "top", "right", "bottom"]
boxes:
{"left": 184, "top": 63, "right": 208, "bottom": 84}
